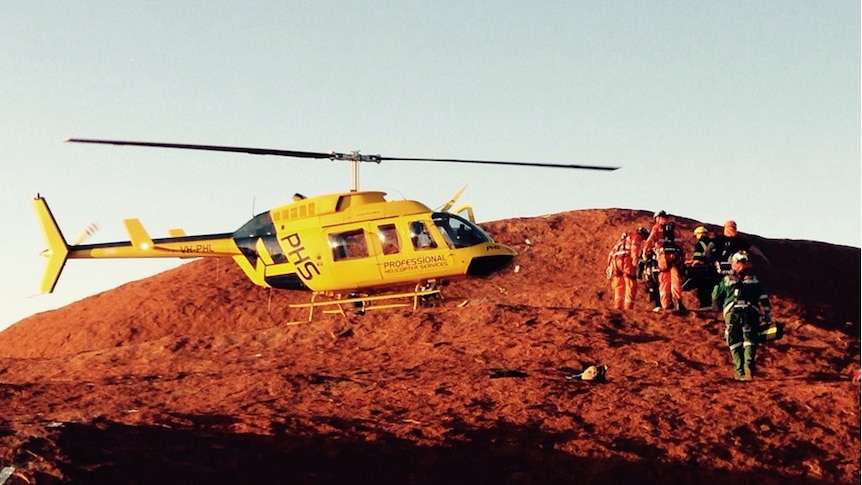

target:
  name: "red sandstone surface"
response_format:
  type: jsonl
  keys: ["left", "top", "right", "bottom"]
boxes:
{"left": 0, "top": 208, "right": 859, "bottom": 484}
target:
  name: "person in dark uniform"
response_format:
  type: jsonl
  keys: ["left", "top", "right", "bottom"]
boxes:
{"left": 708, "top": 220, "right": 768, "bottom": 275}
{"left": 712, "top": 251, "right": 772, "bottom": 381}
{"left": 684, "top": 226, "right": 717, "bottom": 310}
{"left": 640, "top": 248, "right": 662, "bottom": 311}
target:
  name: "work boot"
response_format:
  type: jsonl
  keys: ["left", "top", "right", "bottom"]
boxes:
{"left": 730, "top": 347, "right": 745, "bottom": 378}
{"left": 674, "top": 300, "right": 687, "bottom": 312}
{"left": 744, "top": 345, "right": 757, "bottom": 373}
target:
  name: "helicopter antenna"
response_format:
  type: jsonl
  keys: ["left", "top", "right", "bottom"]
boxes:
{"left": 65, "top": 138, "right": 620, "bottom": 192}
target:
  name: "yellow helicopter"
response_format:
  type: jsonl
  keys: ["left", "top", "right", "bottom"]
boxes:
{"left": 34, "top": 139, "right": 618, "bottom": 320}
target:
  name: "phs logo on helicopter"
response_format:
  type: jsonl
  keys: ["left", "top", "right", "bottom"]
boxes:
{"left": 33, "top": 138, "right": 616, "bottom": 313}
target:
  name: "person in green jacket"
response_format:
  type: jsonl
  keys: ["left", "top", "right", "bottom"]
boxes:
{"left": 712, "top": 250, "right": 772, "bottom": 381}
{"left": 683, "top": 226, "right": 717, "bottom": 310}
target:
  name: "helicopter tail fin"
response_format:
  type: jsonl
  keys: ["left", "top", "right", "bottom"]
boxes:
{"left": 32, "top": 195, "right": 70, "bottom": 294}
{"left": 123, "top": 218, "right": 154, "bottom": 250}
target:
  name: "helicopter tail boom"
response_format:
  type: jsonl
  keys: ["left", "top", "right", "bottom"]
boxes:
{"left": 33, "top": 195, "right": 241, "bottom": 293}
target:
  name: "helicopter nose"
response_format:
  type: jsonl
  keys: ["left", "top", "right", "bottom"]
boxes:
{"left": 466, "top": 244, "right": 517, "bottom": 276}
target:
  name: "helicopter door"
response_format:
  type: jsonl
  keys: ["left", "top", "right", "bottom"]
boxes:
{"left": 376, "top": 219, "right": 454, "bottom": 284}
{"left": 376, "top": 223, "right": 402, "bottom": 256}
{"left": 375, "top": 222, "right": 410, "bottom": 283}
{"left": 326, "top": 226, "right": 383, "bottom": 290}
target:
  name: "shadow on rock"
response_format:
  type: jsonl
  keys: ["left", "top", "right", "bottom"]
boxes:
{"left": 43, "top": 415, "right": 838, "bottom": 485}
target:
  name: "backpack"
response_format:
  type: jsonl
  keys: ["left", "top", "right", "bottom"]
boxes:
{"left": 611, "top": 233, "right": 636, "bottom": 275}
{"left": 655, "top": 222, "right": 681, "bottom": 270}
{"left": 731, "top": 273, "right": 761, "bottom": 307}
{"left": 660, "top": 223, "right": 679, "bottom": 249}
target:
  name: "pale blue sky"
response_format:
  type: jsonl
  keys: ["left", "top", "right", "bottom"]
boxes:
{"left": 1, "top": 1, "right": 859, "bottom": 330}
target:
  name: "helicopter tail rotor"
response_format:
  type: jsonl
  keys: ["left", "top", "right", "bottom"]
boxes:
{"left": 72, "top": 222, "right": 100, "bottom": 246}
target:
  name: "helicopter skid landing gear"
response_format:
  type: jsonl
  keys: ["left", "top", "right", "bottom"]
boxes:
{"left": 287, "top": 282, "right": 443, "bottom": 324}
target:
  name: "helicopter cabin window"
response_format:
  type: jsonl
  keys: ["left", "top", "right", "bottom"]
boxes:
{"left": 328, "top": 229, "right": 369, "bottom": 261}
{"left": 409, "top": 221, "right": 437, "bottom": 250}
{"left": 432, "top": 212, "right": 493, "bottom": 248}
{"left": 377, "top": 224, "right": 401, "bottom": 255}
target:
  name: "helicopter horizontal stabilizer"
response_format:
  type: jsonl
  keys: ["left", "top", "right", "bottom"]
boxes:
{"left": 32, "top": 195, "right": 70, "bottom": 294}
{"left": 124, "top": 219, "right": 154, "bottom": 251}
{"left": 124, "top": 220, "right": 227, "bottom": 258}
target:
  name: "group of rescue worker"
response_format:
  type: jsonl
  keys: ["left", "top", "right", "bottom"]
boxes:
{"left": 606, "top": 210, "right": 772, "bottom": 381}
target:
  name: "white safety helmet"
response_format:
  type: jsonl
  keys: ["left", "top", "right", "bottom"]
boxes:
{"left": 731, "top": 251, "right": 749, "bottom": 263}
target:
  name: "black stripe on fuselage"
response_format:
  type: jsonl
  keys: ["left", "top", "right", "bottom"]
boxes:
{"left": 72, "top": 233, "right": 235, "bottom": 250}
{"left": 264, "top": 273, "right": 309, "bottom": 290}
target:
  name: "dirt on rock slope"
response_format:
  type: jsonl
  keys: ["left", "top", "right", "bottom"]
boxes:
{"left": 0, "top": 208, "right": 859, "bottom": 484}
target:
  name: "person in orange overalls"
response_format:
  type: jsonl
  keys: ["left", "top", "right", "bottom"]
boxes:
{"left": 606, "top": 227, "right": 649, "bottom": 310}
{"left": 642, "top": 210, "right": 686, "bottom": 312}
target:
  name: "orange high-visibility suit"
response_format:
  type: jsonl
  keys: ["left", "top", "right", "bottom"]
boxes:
{"left": 607, "top": 231, "right": 644, "bottom": 310}
{"left": 643, "top": 215, "right": 686, "bottom": 310}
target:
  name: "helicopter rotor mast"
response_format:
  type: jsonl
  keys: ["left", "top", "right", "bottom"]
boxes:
{"left": 332, "top": 150, "right": 382, "bottom": 192}
{"left": 64, "top": 138, "right": 620, "bottom": 192}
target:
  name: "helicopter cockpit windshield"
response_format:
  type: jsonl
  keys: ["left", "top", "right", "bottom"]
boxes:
{"left": 431, "top": 212, "right": 494, "bottom": 249}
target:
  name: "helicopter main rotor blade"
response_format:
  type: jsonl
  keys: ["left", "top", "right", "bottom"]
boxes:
{"left": 65, "top": 138, "right": 620, "bottom": 170}
{"left": 379, "top": 156, "right": 619, "bottom": 171}
{"left": 65, "top": 138, "right": 333, "bottom": 160}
